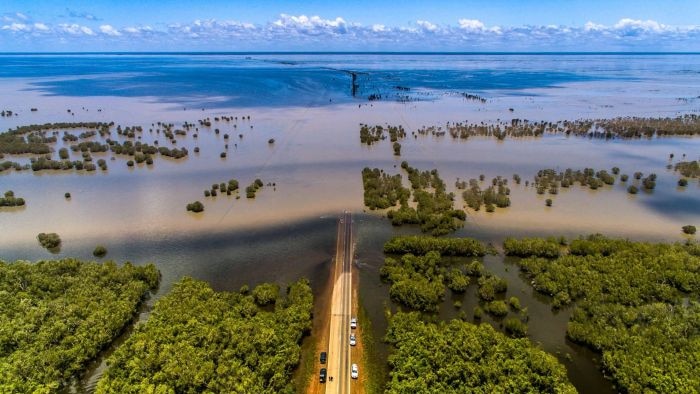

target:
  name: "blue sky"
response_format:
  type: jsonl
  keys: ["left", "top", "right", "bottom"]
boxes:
{"left": 2, "top": 0, "right": 700, "bottom": 51}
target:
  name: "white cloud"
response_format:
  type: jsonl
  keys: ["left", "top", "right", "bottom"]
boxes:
{"left": 58, "top": 23, "right": 95, "bottom": 36}
{"left": 271, "top": 14, "right": 349, "bottom": 35}
{"left": 2, "top": 23, "right": 29, "bottom": 32}
{"left": 99, "top": 24, "right": 121, "bottom": 36}
{"left": 614, "top": 18, "right": 664, "bottom": 32}
{"left": 123, "top": 26, "right": 154, "bottom": 35}
{"left": 1, "top": 14, "right": 700, "bottom": 51}
{"left": 458, "top": 19, "right": 485, "bottom": 31}
{"left": 416, "top": 20, "right": 438, "bottom": 32}
{"left": 584, "top": 21, "right": 604, "bottom": 32}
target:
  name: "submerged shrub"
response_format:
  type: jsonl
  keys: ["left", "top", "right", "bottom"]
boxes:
{"left": 186, "top": 201, "right": 204, "bottom": 213}
{"left": 37, "top": 232, "right": 61, "bottom": 250}
{"left": 93, "top": 245, "right": 108, "bottom": 258}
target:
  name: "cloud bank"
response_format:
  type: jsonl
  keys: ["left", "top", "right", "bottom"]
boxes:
{"left": 1, "top": 13, "right": 699, "bottom": 51}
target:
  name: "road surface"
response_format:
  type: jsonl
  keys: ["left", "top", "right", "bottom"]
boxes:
{"left": 325, "top": 211, "right": 353, "bottom": 394}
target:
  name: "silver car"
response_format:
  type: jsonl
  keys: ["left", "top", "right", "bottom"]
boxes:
{"left": 350, "top": 334, "right": 356, "bottom": 346}
{"left": 351, "top": 363, "right": 359, "bottom": 379}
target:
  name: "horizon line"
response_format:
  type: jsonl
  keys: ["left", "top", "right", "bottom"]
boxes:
{"left": 1, "top": 51, "right": 700, "bottom": 56}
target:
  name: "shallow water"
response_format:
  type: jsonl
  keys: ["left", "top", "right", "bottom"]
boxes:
{"left": 2, "top": 53, "right": 700, "bottom": 393}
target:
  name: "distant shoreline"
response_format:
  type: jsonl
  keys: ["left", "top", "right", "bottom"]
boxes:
{"left": 2, "top": 51, "right": 700, "bottom": 56}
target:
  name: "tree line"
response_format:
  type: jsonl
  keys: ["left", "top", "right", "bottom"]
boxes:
{"left": 0, "top": 259, "right": 159, "bottom": 393}
{"left": 509, "top": 235, "right": 700, "bottom": 392}
{"left": 96, "top": 277, "right": 313, "bottom": 393}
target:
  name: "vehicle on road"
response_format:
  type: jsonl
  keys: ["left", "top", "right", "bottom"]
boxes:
{"left": 320, "top": 368, "right": 327, "bottom": 383}
{"left": 320, "top": 351, "right": 327, "bottom": 364}
{"left": 351, "top": 363, "right": 359, "bottom": 379}
{"left": 350, "top": 334, "right": 356, "bottom": 346}
{"left": 350, "top": 317, "right": 357, "bottom": 329}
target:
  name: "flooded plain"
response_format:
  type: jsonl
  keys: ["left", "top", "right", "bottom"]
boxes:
{"left": 1, "top": 53, "right": 700, "bottom": 393}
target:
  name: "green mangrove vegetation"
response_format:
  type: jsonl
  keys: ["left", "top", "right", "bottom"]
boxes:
{"left": 246, "top": 178, "right": 264, "bottom": 199}
{"left": 532, "top": 168, "right": 616, "bottom": 194}
{"left": 457, "top": 176, "right": 511, "bottom": 212}
{"left": 204, "top": 178, "right": 239, "bottom": 197}
{"left": 37, "top": 232, "right": 61, "bottom": 250}
{"left": 96, "top": 277, "right": 313, "bottom": 394}
{"left": 383, "top": 235, "right": 486, "bottom": 256}
{"left": 361, "top": 167, "right": 410, "bottom": 210}
{"left": 380, "top": 236, "right": 525, "bottom": 327}
{"left": 383, "top": 162, "right": 466, "bottom": 236}
{"left": 412, "top": 114, "right": 700, "bottom": 141}
{"left": 510, "top": 235, "right": 700, "bottom": 392}
{"left": 186, "top": 201, "right": 204, "bottom": 213}
{"left": 0, "top": 259, "right": 159, "bottom": 393}
{"left": 359, "top": 124, "right": 406, "bottom": 145}
{"left": 384, "top": 312, "right": 576, "bottom": 393}
{"left": 380, "top": 251, "right": 451, "bottom": 312}
{"left": 0, "top": 190, "right": 25, "bottom": 207}
{"left": 504, "top": 237, "right": 563, "bottom": 258}
{"left": 92, "top": 245, "right": 108, "bottom": 257}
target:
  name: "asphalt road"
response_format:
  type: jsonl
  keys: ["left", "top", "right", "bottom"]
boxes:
{"left": 325, "top": 211, "right": 353, "bottom": 394}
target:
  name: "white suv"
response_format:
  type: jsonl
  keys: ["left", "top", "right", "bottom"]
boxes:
{"left": 350, "top": 317, "right": 357, "bottom": 329}
{"left": 350, "top": 334, "right": 356, "bottom": 346}
{"left": 351, "top": 363, "right": 359, "bottom": 379}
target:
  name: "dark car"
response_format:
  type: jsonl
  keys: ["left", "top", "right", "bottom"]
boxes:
{"left": 320, "top": 351, "right": 327, "bottom": 364}
{"left": 320, "top": 368, "right": 327, "bottom": 383}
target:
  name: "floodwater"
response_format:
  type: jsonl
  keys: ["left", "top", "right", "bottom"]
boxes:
{"left": 1, "top": 53, "right": 700, "bottom": 393}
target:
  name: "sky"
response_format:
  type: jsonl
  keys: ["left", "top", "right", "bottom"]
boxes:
{"left": 1, "top": 0, "right": 700, "bottom": 52}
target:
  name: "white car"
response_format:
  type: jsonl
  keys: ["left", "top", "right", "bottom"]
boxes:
{"left": 350, "top": 334, "right": 356, "bottom": 346}
{"left": 350, "top": 317, "right": 357, "bottom": 329}
{"left": 351, "top": 363, "right": 359, "bottom": 379}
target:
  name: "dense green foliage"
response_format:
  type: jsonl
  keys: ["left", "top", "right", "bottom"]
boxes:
{"left": 0, "top": 259, "right": 159, "bottom": 393}
{"left": 37, "top": 232, "right": 61, "bottom": 250}
{"left": 361, "top": 167, "right": 410, "bottom": 210}
{"left": 683, "top": 225, "right": 697, "bottom": 235}
{"left": 504, "top": 317, "right": 528, "bottom": 337}
{"left": 92, "top": 245, "right": 108, "bottom": 258}
{"left": 384, "top": 235, "right": 486, "bottom": 256}
{"left": 97, "top": 277, "right": 313, "bottom": 394}
{"left": 458, "top": 176, "right": 511, "bottom": 211}
{"left": 384, "top": 312, "right": 576, "bottom": 393}
{"left": 531, "top": 168, "right": 619, "bottom": 197}
{"left": 391, "top": 162, "right": 465, "bottom": 235}
{"left": 477, "top": 275, "right": 508, "bottom": 301}
{"left": 512, "top": 235, "right": 700, "bottom": 392}
{"left": 186, "top": 200, "right": 204, "bottom": 213}
{"left": 0, "top": 190, "right": 25, "bottom": 207}
{"left": 414, "top": 115, "right": 700, "bottom": 140}
{"left": 380, "top": 252, "right": 446, "bottom": 311}
{"left": 362, "top": 163, "right": 466, "bottom": 235}
{"left": 252, "top": 282, "right": 280, "bottom": 306}
{"left": 484, "top": 300, "right": 509, "bottom": 316}
{"left": 359, "top": 124, "right": 405, "bottom": 145}
{"left": 245, "top": 178, "right": 264, "bottom": 198}
{"left": 392, "top": 142, "right": 401, "bottom": 156}
{"left": 504, "top": 237, "right": 562, "bottom": 258}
